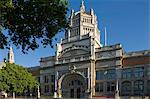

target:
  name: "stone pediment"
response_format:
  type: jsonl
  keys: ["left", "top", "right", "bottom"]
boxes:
{"left": 59, "top": 45, "right": 89, "bottom": 58}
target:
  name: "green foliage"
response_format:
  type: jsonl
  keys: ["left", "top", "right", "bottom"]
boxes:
{"left": 0, "top": 0, "right": 68, "bottom": 53}
{"left": 0, "top": 63, "right": 38, "bottom": 93}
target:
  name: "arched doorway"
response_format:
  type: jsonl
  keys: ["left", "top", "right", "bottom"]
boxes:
{"left": 58, "top": 72, "right": 87, "bottom": 98}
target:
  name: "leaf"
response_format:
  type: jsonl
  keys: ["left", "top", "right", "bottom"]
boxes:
{"left": 0, "top": 0, "right": 69, "bottom": 53}
{"left": 0, "top": 62, "right": 38, "bottom": 93}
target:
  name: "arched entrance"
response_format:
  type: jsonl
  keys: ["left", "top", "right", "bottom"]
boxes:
{"left": 58, "top": 72, "right": 87, "bottom": 98}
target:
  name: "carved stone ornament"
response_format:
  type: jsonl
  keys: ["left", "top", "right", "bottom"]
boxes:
{"left": 69, "top": 65, "right": 76, "bottom": 72}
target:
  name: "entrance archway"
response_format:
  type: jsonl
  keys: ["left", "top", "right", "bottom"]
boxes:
{"left": 58, "top": 72, "right": 87, "bottom": 98}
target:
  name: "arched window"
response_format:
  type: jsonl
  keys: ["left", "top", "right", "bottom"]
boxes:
{"left": 121, "top": 81, "right": 131, "bottom": 95}
{"left": 134, "top": 80, "right": 144, "bottom": 95}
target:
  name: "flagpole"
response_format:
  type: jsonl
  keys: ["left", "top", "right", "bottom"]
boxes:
{"left": 104, "top": 27, "right": 107, "bottom": 46}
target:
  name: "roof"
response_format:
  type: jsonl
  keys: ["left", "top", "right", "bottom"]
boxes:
{"left": 124, "top": 50, "right": 150, "bottom": 58}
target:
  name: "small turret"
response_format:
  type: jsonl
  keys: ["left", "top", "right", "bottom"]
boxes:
{"left": 90, "top": 8, "right": 94, "bottom": 15}
{"left": 70, "top": 9, "right": 75, "bottom": 26}
{"left": 90, "top": 8, "right": 95, "bottom": 24}
{"left": 71, "top": 9, "right": 75, "bottom": 16}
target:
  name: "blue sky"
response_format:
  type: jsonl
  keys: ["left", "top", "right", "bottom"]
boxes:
{"left": 0, "top": 0, "right": 149, "bottom": 67}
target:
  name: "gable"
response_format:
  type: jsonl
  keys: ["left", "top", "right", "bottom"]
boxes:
{"left": 59, "top": 49, "right": 89, "bottom": 58}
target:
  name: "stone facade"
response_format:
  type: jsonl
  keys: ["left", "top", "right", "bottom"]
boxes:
{"left": 29, "top": 1, "right": 150, "bottom": 98}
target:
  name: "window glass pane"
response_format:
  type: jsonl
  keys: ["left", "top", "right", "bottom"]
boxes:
{"left": 96, "top": 71, "right": 104, "bottom": 80}
{"left": 122, "top": 82, "right": 131, "bottom": 91}
{"left": 122, "top": 68, "right": 131, "bottom": 79}
{"left": 51, "top": 75, "right": 55, "bottom": 82}
{"left": 147, "top": 67, "right": 150, "bottom": 77}
{"left": 134, "top": 67, "right": 144, "bottom": 78}
{"left": 121, "top": 81, "right": 131, "bottom": 95}
{"left": 44, "top": 75, "right": 49, "bottom": 83}
{"left": 95, "top": 83, "right": 99, "bottom": 92}
{"left": 107, "top": 82, "right": 115, "bottom": 92}
{"left": 148, "top": 81, "right": 150, "bottom": 91}
{"left": 134, "top": 80, "right": 144, "bottom": 95}
{"left": 51, "top": 85, "right": 54, "bottom": 93}
{"left": 99, "top": 83, "right": 103, "bottom": 92}
{"left": 106, "top": 69, "right": 116, "bottom": 79}
{"left": 95, "top": 83, "right": 103, "bottom": 92}
{"left": 44, "top": 85, "right": 49, "bottom": 93}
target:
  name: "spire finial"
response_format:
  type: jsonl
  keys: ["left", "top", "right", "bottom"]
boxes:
{"left": 82, "top": 0, "right": 84, "bottom": 6}
{"left": 80, "top": 0, "right": 85, "bottom": 12}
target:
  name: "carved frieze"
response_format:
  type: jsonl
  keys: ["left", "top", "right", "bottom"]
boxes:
{"left": 96, "top": 51, "right": 115, "bottom": 59}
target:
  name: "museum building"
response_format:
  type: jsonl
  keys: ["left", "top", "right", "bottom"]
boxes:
{"left": 29, "top": 1, "right": 150, "bottom": 98}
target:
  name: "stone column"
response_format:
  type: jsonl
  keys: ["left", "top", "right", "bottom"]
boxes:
{"left": 144, "top": 80, "right": 147, "bottom": 96}
{"left": 131, "top": 81, "right": 134, "bottom": 96}
{"left": 53, "top": 71, "right": 58, "bottom": 98}
{"left": 115, "top": 67, "right": 120, "bottom": 99}
{"left": 103, "top": 81, "right": 107, "bottom": 96}
{"left": 87, "top": 67, "right": 92, "bottom": 98}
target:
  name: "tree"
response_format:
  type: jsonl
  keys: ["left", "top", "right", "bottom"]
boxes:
{"left": 0, "top": 0, "right": 68, "bottom": 53}
{"left": 0, "top": 62, "right": 38, "bottom": 95}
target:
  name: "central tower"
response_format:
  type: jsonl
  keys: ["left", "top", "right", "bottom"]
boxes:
{"left": 64, "top": 0, "right": 101, "bottom": 46}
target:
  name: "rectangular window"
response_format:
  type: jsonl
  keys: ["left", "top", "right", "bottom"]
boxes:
{"left": 99, "top": 83, "right": 103, "bottom": 92}
{"left": 44, "top": 85, "right": 49, "bottom": 93}
{"left": 148, "top": 81, "right": 150, "bottom": 91}
{"left": 134, "top": 67, "right": 144, "bottom": 78}
{"left": 147, "top": 67, "right": 150, "bottom": 77}
{"left": 107, "top": 82, "right": 115, "bottom": 92}
{"left": 106, "top": 69, "right": 116, "bottom": 79}
{"left": 95, "top": 83, "right": 99, "bottom": 92}
{"left": 95, "top": 83, "right": 103, "bottom": 92}
{"left": 44, "top": 75, "right": 49, "bottom": 83}
{"left": 96, "top": 71, "right": 104, "bottom": 80}
{"left": 51, "top": 75, "right": 55, "bottom": 83}
{"left": 122, "top": 68, "right": 132, "bottom": 79}
{"left": 70, "top": 89, "right": 74, "bottom": 98}
{"left": 51, "top": 85, "right": 55, "bottom": 93}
